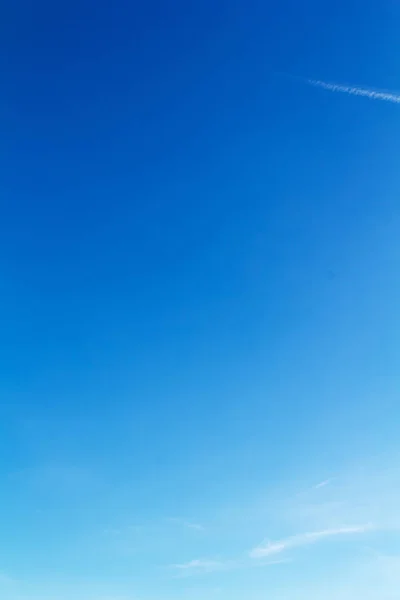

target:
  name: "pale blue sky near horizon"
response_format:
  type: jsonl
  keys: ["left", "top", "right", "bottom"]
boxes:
{"left": 1, "top": 1, "right": 400, "bottom": 599}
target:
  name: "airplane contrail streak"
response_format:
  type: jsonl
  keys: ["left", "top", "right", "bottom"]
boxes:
{"left": 307, "top": 78, "right": 400, "bottom": 105}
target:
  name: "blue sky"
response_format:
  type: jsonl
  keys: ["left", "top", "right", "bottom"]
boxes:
{"left": 1, "top": 1, "right": 400, "bottom": 598}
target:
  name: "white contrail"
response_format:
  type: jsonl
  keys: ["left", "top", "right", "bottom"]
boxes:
{"left": 307, "top": 78, "right": 400, "bottom": 105}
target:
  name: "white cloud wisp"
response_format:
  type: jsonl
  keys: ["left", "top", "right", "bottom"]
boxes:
{"left": 307, "top": 78, "right": 400, "bottom": 105}
{"left": 170, "top": 559, "right": 229, "bottom": 577}
{"left": 250, "top": 524, "right": 373, "bottom": 558}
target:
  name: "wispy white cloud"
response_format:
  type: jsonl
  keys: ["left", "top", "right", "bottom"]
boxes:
{"left": 168, "top": 518, "right": 204, "bottom": 531}
{"left": 250, "top": 524, "right": 373, "bottom": 558}
{"left": 290, "top": 464, "right": 400, "bottom": 533}
{"left": 170, "top": 559, "right": 228, "bottom": 577}
{"left": 306, "top": 78, "right": 400, "bottom": 104}
{"left": 185, "top": 522, "right": 204, "bottom": 531}
{"left": 172, "top": 559, "right": 222, "bottom": 570}
{"left": 169, "top": 555, "right": 288, "bottom": 578}
{"left": 314, "top": 478, "right": 333, "bottom": 489}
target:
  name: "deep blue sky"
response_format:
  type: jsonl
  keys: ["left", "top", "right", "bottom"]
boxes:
{"left": 1, "top": 1, "right": 400, "bottom": 599}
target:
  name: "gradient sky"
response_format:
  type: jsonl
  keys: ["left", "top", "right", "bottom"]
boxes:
{"left": 1, "top": 1, "right": 400, "bottom": 599}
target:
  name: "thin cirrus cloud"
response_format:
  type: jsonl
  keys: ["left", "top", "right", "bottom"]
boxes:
{"left": 169, "top": 523, "right": 374, "bottom": 576}
{"left": 170, "top": 557, "right": 288, "bottom": 578}
{"left": 184, "top": 522, "right": 204, "bottom": 531}
{"left": 306, "top": 78, "right": 400, "bottom": 105}
{"left": 169, "top": 524, "right": 371, "bottom": 577}
{"left": 167, "top": 518, "right": 205, "bottom": 531}
{"left": 314, "top": 478, "right": 333, "bottom": 489}
{"left": 250, "top": 524, "right": 373, "bottom": 558}
{"left": 170, "top": 559, "right": 228, "bottom": 577}
{"left": 173, "top": 559, "right": 223, "bottom": 570}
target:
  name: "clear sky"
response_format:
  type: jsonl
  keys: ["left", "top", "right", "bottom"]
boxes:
{"left": 1, "top": 1, "right": 400, "bottom": 599}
